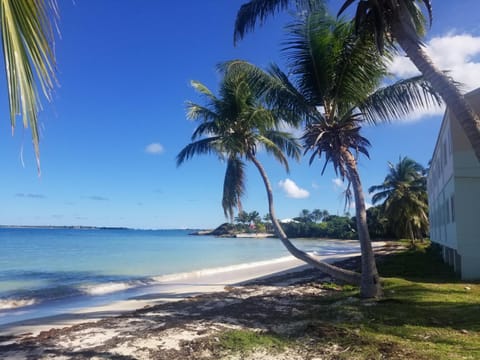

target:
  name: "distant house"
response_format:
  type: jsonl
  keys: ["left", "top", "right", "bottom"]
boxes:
{"left": 427, "top": 88, "right": 480, "bottom": 280}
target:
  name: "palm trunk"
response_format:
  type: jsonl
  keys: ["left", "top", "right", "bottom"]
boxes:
{"left": 248, "top": 154, "right": 361, "bottom": 285}
{"left": 342, "top": 148, "right": 382, "bottom": 298}
{"left": 393, "top": 23, "right": 480, "bottom": 163}
{"left": 408, "top": 221, "right": 415, "bottom": 246}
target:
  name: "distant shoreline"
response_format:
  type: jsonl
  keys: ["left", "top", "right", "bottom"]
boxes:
{"left": 0, "top": 225, "right": 131, "bottom": 230}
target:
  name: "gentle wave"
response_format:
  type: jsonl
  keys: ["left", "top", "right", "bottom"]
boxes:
{"left": 0, "top": 257, "right": 298, "bottom": 311}
{"left": 0, "top": 251, "right": 359, "bottom": 312}
{"left": 0, "top": 298, "right": 37, "bottom": 310}
{"left": 151, "top": 255, "right": 296, "bottom": 282}
{"left": 79, "top": 280, "right": 151, "bottom": 295}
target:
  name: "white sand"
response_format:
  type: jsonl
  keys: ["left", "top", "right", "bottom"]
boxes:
{"left": 0, "top": 244, "right": 385, "bottom": 338}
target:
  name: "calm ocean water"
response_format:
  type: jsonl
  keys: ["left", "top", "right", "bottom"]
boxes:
{"left": 0, "top": 228, "right": 360, "bottom": 325}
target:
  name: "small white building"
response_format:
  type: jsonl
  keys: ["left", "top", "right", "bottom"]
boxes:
{"left": 427, "top": 88, "right": 480, "bottom": 280}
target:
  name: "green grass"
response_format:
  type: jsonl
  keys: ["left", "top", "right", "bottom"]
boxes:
{"left": 304, "top": 242, "right": 480, "bottom": 359}
{"left": 218, "top": 242, "right": 480, "bottom": 359}
{"left": 218, "top": 329, "right": 288, "bottom": 353}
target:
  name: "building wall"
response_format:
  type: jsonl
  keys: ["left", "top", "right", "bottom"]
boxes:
{"left": 428, "top": 114, "right": 455, "bottom": 249}
{"left": 450, "top": 90, "right": 480, "bottom": 279}
{"left": 428, "top": 88, "right": 480, "bottom": 279}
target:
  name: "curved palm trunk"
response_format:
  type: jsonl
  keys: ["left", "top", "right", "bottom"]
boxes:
{"left": 342, "top": 148, "right": 382, "bottom": 298}
{"left": 409, "top": 221, "right": 415, "bottom": 245}
{"left": 248, "top": 154, "right": 362, "bottom": 285}
{"left": 393, "top": 24, "right": 480, "bottom": 163}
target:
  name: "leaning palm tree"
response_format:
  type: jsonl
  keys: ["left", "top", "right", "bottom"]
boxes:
{"left": 230, "top": 8, "right": 441, "bottom": 297}
{"left": 177, "top": 65, "right": 300, "bottom": 224}
{"left": 178, "top": 63, "right": 363, "bottom": 286}
{"left": 337, "top": 0, "right": 480, "bottom": 162}
{"left": 303, "top": 113, "right": 381, "bottom": 296}
{"left": 369, "top": 156, "right": 429, "bottom": 243}
{"left": 1, "top": 0, "right": 59, "bottom": 169}
{"left": 234, "top": 0, "right": 480, "bottom": 163}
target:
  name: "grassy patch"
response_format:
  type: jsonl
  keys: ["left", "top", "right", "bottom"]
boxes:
{"left": 297, "top": 243, "right": 480, "bottom": 359}
{"left": 378, "top": 241, "right": 459, "bottom": 282}
{"left": 214, "top": 244, "right": 480, "bottom": 359}
{"left": 218, "top": 329, "right": 288, "bottom": 354}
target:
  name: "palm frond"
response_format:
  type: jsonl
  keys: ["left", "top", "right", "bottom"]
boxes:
{"left": 267, "top": 63, "right": 318, "bottom": 123}
{"left": 359, "top": 75, "right": 443, "bottom": 124}
{"left": 370, "top": 189, "right": 391, "bottom": 205}
{"left": 220, "top": 60, "right": 309, "bottom": 126}
{"left": 330, "top": 20, "right": 389, "bottom": 113}
{"left": 234, "top": 0, "right": 321, "bottom": 44}
{"left": 255, "top": 134, "right": 290, "bottom": 172}
{"left": 190, "top": 80, "right": 217, "bottom": 101}
{"left": 222, "top": 157, "right": 246, "bottom": 220}
{"left": 283, "top": 10, "right": 336, "bottom": 106}
{"left": 2, "top": 0, "right": 59, "bottom": 169}
{"left": 263, "top": 129, "right": 301, "bottom": 160}
{"left": 191, "top": 120, "right": 221, "bottom": 141}
{"left": 186, "top": 102, "right": 219, "bottom": 122}
{"left": 176, "top": 137, "right": 221, "bottom": 166}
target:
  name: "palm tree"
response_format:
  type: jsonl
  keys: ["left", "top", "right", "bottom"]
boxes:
{"left": 235, "top": 210, "right": 250, "bottom": 226}
{"left": 231, "top": 8, "right": 440, "bottom": 297}
{"left": 299, "top": 209, "right": 312, "bottom": 222}
{"left": 234, "top": 0, "right": 480, "bottom": 163}
{"left": 369, "top": 156, "right": 429, "bottom": 243}
{"left": 248, "top": 210, "right": 261, "bottom": 224}
{"left": 303, "top": 113, "right": 381, "bottom": 296}
{"left": 311, "top": 208, "right": 324, "bottom": 222}
{"left": 1, "top": 0, "right": 58, "bottom": 169}
{"left": 178, "top": 63, "right": 363, "bottom": 286}
{"left": 176, "top": 65, "right": 301, "bottom": 227}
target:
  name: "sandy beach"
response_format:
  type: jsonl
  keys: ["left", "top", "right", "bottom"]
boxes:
{"left": 0, "top": 243, "right": 393, "bottom": 360}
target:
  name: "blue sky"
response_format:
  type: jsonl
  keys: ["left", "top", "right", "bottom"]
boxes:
{"left": 0, "top": 1, "right": 479, "bottom": 229}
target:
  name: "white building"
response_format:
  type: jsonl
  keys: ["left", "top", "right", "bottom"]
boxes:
{"left": 427, "top": 88, "right": 480, "bottom": 280}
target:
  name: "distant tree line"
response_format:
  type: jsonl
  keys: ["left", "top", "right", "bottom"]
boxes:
{"left": 230, "top": 157, "right": 429, "bottom": 242}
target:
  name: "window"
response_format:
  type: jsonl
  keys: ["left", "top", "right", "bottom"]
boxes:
{"left": 445, "top": 199, "right": 450, "bottom": 224}
{"left": 451, "top": 195, "right": 455, "bottom": 222}
{"left": 443, "top": 140, "right": 447, "bottom": 165}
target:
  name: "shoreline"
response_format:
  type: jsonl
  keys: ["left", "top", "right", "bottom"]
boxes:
{"left": 0, "top": 243, "right": 387, "bottom": 339}
{"left": 0, "top": 242, "right": 403, "bottom": 360}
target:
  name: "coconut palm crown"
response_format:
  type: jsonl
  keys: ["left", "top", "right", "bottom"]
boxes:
{"left": 337, "top": 0, "right": 432, "bottom": 53}
{"left": 177, "top": 65, "right": 301, "bottom": 221}
{"left": 303, "top": 113, "right": 370, "bottom": 196}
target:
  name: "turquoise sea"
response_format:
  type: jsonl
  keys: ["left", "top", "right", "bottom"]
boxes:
{"left": 0, "top": 228, "right": 360, "bottom": 325}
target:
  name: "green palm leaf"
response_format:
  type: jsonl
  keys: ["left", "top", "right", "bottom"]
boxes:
{"left": 1, "top": 0, "right": 58, "bottom": 169}
{"left": 176, "top": 137, "right": 221, "bottom": 166}
{"left": 222, "top": 157, "right": 246, "bottom": 220}
{"left": 234, "top": 0, "right": 318, "bottom": 44}
{"left": 358, "top": 75, "right": 443, "bottom": 123}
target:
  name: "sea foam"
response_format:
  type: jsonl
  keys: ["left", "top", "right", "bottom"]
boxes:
{"left": 0, "top": 298, "right": 36, "bottom": 310}
{"left": 80, "top": 281, "right": 147, "bottom": 295}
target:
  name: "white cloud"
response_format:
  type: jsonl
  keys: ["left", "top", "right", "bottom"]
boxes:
{"left": 388, "top": 32, "right": 480, "bottom": 121}
{"left": 278, "top": 178, "right": 310, "bottom": 199}
{"left": 277, "top": 121, "right": 303, "bottom": 139}
{"left": 332, "top": 178, "right": 345, "bottom": 191}
{"left": 145, "top": 143, "right": 164, "bottom": 155}
{"left": 349, "top": 201, "right": 373, "bottom": 210}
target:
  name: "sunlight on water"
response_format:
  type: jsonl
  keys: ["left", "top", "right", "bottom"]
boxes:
{"left": 0, "top": 228, "right": 359, "bottom": 322}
